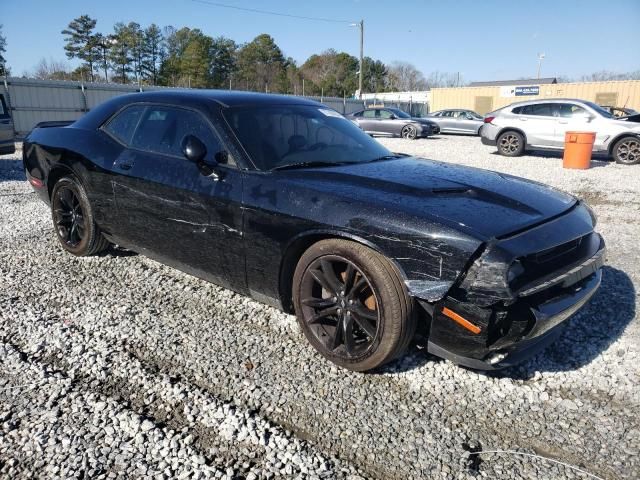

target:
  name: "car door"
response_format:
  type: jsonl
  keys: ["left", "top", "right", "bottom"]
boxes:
{"left": 512, "top": 103, "right": 557, "bottom": 147}
{"left": 452, "top": 111, "right": 476, "bottom": 134}
{"left": 552, "top": 103, "right": 598, "bottom": 148}
{"left": 106, "top": 104, "right": 246, "bottom": 291}
{"left": 0, "top": 94, "right": 15, "bottom": 153}
{"left": 378, "top": 109, "right": 399, "bottom": 135}
{"left": 357, "top": 109, "right": 378, "bottom": 133}
{"left": 438, "top": 111, "right": 457, "bottom": 132}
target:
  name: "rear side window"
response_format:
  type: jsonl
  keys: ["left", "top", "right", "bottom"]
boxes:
{"left": 104, "top": 105, "right": 145, "bottom": 144}
{"left": 516, "top": 103, "right": 556, "bottom": 116}
{"left": 131, "top": 106, "right": 225, "bottom": 163}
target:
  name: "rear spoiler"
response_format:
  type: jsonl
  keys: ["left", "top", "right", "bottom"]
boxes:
{"left": 33, "top": 120, "right": 75, "bottom": 129}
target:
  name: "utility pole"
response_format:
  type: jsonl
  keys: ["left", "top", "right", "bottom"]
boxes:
{"left": 537, "top": 53, "right": 545, "bottom": 79}
{"left": 350, "top": 20, "right": 364, "bottom": 99}
{"left": 358, "top": 20, "right": 364, "bottom": 99}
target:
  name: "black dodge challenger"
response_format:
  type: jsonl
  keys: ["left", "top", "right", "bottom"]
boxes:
{"left": 23, "top": 91, "right": 605, "bottom": 372}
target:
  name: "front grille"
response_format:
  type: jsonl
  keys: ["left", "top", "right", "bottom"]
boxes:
{"left": 532, "top": 237, "right": 581, "bottom": 264}
{"left": 510, "top": 233, "right": 601, "bottom": 294}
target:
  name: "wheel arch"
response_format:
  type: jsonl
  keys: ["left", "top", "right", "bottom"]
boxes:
{"left": 47, "top": 164, "right": 79, "bottom": 199}
{"left": 278, "top": 229, "right": 408, "bottom": 314}
{"left": 608, "top": 132, "right": 640, "bottom": 155}
{"left": 496, "top": 126, "right": 528, "bottom": 146}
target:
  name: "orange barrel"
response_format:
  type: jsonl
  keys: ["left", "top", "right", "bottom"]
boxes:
{"left": 563, "top": 131, "right": 595, "bottom": 169}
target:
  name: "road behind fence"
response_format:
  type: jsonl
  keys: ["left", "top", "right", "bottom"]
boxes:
{"left": 1, "top": 77, "right": 429, "bottom": 136}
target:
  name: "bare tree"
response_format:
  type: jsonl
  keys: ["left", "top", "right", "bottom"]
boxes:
{"left": 386, "top": 61, "right": 427, "bottom": 91}
{"left": 31, "top": 58, "right": 74, "bottom": 80}
{"left": 426, "top": 71, "right": 464, "bottom": 88}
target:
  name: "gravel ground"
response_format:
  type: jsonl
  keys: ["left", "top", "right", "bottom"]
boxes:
{"left": 1, "top": 137, "right": 638, "bottom": 479}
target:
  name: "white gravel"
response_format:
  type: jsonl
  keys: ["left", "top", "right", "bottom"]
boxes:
{"left": 1, "top": 137, "right": 639, "bottom": 479}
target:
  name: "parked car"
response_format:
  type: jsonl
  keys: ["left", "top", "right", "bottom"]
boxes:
{"left": 0, "top": 93, "right": 15, "bottom": 155}
{"left": 426, "top": 109, "right": 484, "bottom": 135}
{"left": 24, "top": 91, "right": 604, "bottom": 372}
{"left": 346, "top": 107, "right": 439, "bottom": 139}
{"left": 481, "top": 98, "right": 640, "bottom": 164}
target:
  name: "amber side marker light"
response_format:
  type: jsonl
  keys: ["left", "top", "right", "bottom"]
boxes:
{"left": 442, "top": 307, "right": 481, "bottom": 334}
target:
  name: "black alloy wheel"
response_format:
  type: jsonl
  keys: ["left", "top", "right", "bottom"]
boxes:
{"left": 293, "top": 239, "right": 416, "bottom": 371}
{"left": 299, "top": 255, "right": 380, "bottom": 358}
{"left": 53, "top": 185, "right": 86, "bottom": 248}
{"left": 50, "top": 177, "right": 110, "bottom": 256}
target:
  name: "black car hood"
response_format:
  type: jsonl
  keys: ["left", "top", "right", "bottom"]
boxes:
{"left": 283, "top": 157, "right": 576, "bottom": 240}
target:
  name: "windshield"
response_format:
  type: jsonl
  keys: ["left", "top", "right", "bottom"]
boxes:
{"left": 223, "top": 105, "right": 393, "bottom": 171}
{"left": 386, "top": 108, "right": 411, "bottom": 119}
{"left": 583, "top": 101, "right": 614, "bottom": 119}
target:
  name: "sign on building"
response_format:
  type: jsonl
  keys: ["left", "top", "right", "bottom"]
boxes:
{"left": 515, "top": 86, "right": 540, "bottom": 96}
{"left": 499, "top": 85, "right": 540, "bottom": 97}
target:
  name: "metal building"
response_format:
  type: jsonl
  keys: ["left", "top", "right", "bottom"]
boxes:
{"left": 430, "top": 80, "right": 640, "bottom": 115}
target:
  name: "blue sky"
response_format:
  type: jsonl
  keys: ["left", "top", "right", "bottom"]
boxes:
{"left": 2, "top": 0, "right": 639, "bottom": 81}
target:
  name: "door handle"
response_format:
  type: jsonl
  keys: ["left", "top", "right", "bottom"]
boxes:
{"left": 558, "top": 120, "right": 569, "bottom": 124}
{"left": 519, "top": 118, "right": 527, "bottom": 121}
{"left": 118, "top": 163, "right": 132, "bottom": 170}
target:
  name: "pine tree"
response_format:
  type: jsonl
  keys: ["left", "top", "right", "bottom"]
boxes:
{"left": 62, "top": 15, "right": 98, "bottom": 81}
{"left": 209, "top": 36, "right": 237, "bottom": 88}
{"left": 141, "top": 24, "right": 164, "bottom": 85}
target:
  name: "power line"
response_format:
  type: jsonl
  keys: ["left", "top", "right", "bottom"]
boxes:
{"left": 190, "top": 0, "right": 354, "bottom": 24}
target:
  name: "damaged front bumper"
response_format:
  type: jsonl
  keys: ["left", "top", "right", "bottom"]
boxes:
{"left": 416, "top": 203, "right": 606, "bottom": 370}
{"left": 425, "top": 268, "right": 602, "bottom": 370}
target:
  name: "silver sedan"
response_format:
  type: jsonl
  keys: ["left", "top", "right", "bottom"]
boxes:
{"left": 426, "top": 109, "right": 484, "bottom": 135}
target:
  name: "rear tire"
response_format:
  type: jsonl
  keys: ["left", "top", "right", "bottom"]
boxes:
{"left": 51, "top": 176, "right": 110, "bottom": 256}
{"left": 497, "top": 130, "right": 525, "bottom": 156}
{"left": 612, "top": 136, "right": 640, "bottom": 165}
{"left": 293, "top": 239, "right": 415, "bottom": 372}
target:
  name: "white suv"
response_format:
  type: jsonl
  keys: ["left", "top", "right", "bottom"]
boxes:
{"left": 480, "top": 98, "right": 640, "bottom": 164}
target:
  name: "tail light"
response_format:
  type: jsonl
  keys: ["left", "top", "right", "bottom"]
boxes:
{"left": 483, "top": 116, "right": 495, "bottom": 124}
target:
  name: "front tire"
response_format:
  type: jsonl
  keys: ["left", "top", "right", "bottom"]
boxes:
{"left": 497, "top": 130, "right": 525, "bottom": 156}
{"left": 612, "top": 136, "right": 640, "bottom": 165}
{"left": 401, "top": 124, "right": 418, "bottom": 140}
{"left": 51, "top": 176, "right": 110, "bottom": 256}
{"left": 293, "top": 239, "right": 415, "bottom": 372}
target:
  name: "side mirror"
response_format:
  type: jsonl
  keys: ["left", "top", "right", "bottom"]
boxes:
{"left": 389, "top": 114, "right": 397, "bottom": 120}
{"left": 181, "top": 135, "right": 207, "bottom": 163}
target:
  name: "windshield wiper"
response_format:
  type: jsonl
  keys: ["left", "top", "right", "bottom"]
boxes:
{"left": 271, "top": 161, "right": 353, "bottom": 171}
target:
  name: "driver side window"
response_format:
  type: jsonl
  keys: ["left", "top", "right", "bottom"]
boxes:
{"left": 378, "top": 110, "right": 393, "bottom": 119}
{"left": 362, "top": 110, "right": 377, "bottom": 118}
{"left": 130, "top": 106, "right": 233, "bottom": 165}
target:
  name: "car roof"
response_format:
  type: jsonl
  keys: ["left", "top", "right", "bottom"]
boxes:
{"left": 122, "top": 89, "right": 323, "bottom": 108}
{"left": 73, "top": 89, "right": 326, "bottom": 130}
{"left": 504, "top": 98, "right": 590, "bottom": 108}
